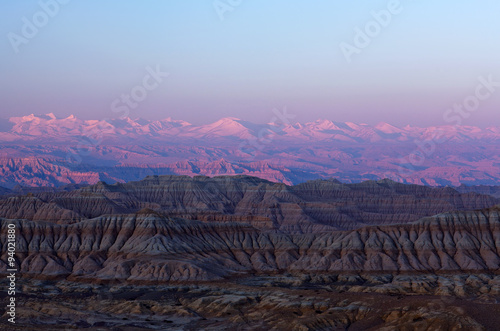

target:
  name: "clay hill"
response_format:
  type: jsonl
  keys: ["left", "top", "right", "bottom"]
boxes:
{"left": 2, "top": 175, "right": 500, "bottom": 330}
{"left": 2, "top": 202, "right": 500, "bottom": 281}
{"left": 0, "top": 175, "right": 497, "bottom": 233}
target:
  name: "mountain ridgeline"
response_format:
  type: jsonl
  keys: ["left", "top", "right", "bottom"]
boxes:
{"left": 0, "top": 176, "right": 500, "bottom": 281}
{"left": 2, "top": 114, "right": 500, "bottom": 188}
{"left": 0, "top": 175, "right": 499, "bottom": 280}
{"left": 0, "top": 175, "right": 497, "bottom": 233}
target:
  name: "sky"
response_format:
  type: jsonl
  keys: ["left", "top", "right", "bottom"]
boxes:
{"left": 1, "top": 0, "right": 499, "bottom": 127}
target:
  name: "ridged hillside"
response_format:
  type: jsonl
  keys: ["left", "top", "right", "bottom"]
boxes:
{"left": 2, "top": 206, "right": 500, "bottom": 282}
{"left": 0, "top": 176, "right": 497, "bottom": 233}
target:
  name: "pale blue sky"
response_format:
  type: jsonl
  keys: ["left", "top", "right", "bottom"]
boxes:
{"left": 1, "top": 1, "right": 499, "bottom": 126}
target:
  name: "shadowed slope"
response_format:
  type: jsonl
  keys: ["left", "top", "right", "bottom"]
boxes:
{"left": 2, "top": 206, "right": 500, "bottom": 282}
{"left": 0, "top": 176, "right": 497, "bottom": 233}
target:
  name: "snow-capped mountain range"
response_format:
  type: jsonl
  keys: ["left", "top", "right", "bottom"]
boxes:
{"left": 0, "top": 113, "right": 500, "bottom": 188}
{"left": 1, "top": 113, "right": 500, "bottom": 143}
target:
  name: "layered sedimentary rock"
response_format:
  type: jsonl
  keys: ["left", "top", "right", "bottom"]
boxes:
{"left": 457, "top": 184, "right": 500, "bottom": 198}
{"left": 2, "top": 206, "right": 500, "bottom": 282}
{"left": 2, "top": 176, "right": 500, "bottom": 329}
{"left": 0, "top": 175, "right": 497, "bottom": 232}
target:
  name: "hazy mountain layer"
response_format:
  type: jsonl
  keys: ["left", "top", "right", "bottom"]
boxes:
{"left": 2, "top": 114, "right": 500, "bottom": 187}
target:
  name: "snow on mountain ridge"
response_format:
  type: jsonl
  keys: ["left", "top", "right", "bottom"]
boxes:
{"left": 2, "top": 114, "right": 500, "bottom": 142}
{"left": 189, "top": 117, "right": 254, "bottom": 139}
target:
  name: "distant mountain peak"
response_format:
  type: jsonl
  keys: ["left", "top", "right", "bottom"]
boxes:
{"left": 218, "top": 117, "right": 241, "bottom": 121}
{"left": 375, "top": 122, "right": 404, "bottom": 134}
{"left": 3, "top": 114, "right": 499, "bottom": 145}
{"left": 192, "top": 117, "right": 252, "bottom": 138}
{"left": 20, "top": 114, "right": 36, "bottom": 122}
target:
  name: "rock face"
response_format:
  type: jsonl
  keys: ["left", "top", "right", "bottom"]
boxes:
{"left": 2, "top": 204, "right": 500, "bottom": 282}
{"left": 0, "top": 175, "right": 497, "bottom": 232}
{"left": 0, "top": 157, "right": 118, "bottom": 188}
{"left": 2, "top": 175, "right": 500, "bottom": 330}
